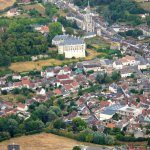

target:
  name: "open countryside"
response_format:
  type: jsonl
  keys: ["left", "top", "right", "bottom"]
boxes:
{"left": 0, "top": 0, "right": 16, "bottom": 10}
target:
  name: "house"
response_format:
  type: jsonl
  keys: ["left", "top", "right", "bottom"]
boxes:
{"left": 17, "top": 103, "right": 28, "bottom": 112}
{"left": 138, "top": 59, "right": 149, "bottom": 70}
{"left": 100, "top": 59, "right": 113, "bottom": 68}
{"left": 35, "top": 25, "right": 49, "bottom": 34}
{"left": 41, "top": 68, "right": 55, "bottom": 78}
{"left": 58, "top": 66, "right": 71, "bottom": 75}
{"left": 113, "top": 60, "right": 123, "bottom": 70}
{"left": 12, "top": 74, "right": 21, "bottom": 80}
{"left": 109, "top": 83, "right": 119, "bottom": 93}
{"left": 83, "top": 64, "right": 101, "bottom": 72}
{"left": 7, "top": 8, "right": 19, "bottom": 17}
{"left": 134, "top": 129, "right": 144, "bottom": 138}
{"left": 52, "top": 35, "right": 86, "bottom": 58}
{"left": 117, "top": 105, "right": 142, "bottom": 117}
{"left": 36, "top": 88, "right": 46, "bottom": 95}
{"left": 53, "top": 88, "right": 62, "bottom": 96}
{"left": 120, "top": 67, "right": 134, "bottom": 78}
{"left": 119, "top": 55, "right": 138, "bottom": 66}
{"left": 8, "top": 144, "right": 20, "bottom": 150}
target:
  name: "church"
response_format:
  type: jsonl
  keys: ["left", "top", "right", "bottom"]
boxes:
{"left": 66, "top": 1, "right": 101, "bottom": 37}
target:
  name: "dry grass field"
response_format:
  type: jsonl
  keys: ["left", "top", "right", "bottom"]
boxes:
{"left": 0, "top": 0, "right": 16, "bottom": 10}
{"left": 9, "top": 49, "right": 102, "bottom": 72}
{"left": 134, "top": 0, "right": 150, "bottom": 11}
{"left": 0, "top": 133, "right": 106, "bottom": 150}
{"left": 21, "top": 3, "right": 46, "bottom": 16}
{"left": 139, "top": 2, "right": 150, "bottom": 11}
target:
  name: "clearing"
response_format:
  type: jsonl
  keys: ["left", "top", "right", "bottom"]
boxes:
{"left": 0, "top": 0, "right": 16, "bottom": 10}
{"left": 135, "top": 1, "right": 150, "bottom": 11}
{"left": 85, "top": 36, "right": 110, "bottom": 49}
{"left": 9, "top": 49, "right": 102, "bottom": 72}
{"left": 0, "top": 133, "right": 107, "bottom": 150}
{"left": 21, "top": 3, "right": 46, "bottom": 17}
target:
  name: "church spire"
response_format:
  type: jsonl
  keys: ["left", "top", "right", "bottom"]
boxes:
{"left": 87, "top": 0, "right": 90, "bottom": 9}
{"left": 86, "top": 0, "right": 91, "bottom": 13}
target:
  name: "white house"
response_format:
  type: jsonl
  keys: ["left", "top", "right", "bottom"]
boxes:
{"left": 120, "top": 67, "right": 134, "bottom": 78}
{"left": 109, "top": 83, "right": 118, "bottom": 93}
{"left": 41, "top": 68, "right": 55, "bottom": 78}
{"left": 12, "top": 74, "right": 21, "bottom": 80}
{"left": 113, "top": 60, "right": 123, "bottom": 70}
{"left": 36, "top": 88, "right": 46, "bottom": 95}
{"left": 17, "top": 103, "right": 28, "bottom": 112}
{"left": 117, "top": 105, "right": 142, "bottom": 117}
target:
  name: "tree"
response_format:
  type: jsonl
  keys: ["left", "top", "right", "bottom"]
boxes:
{"left": 148, "top": 137, "right": 150, "bottom": 146}
{"left": 111, "top": 71, "right": 121, "bottom": 81}
{"left": 72, "top": 146, "right": 81, "bottom": 150}
{"left": 28, "top": 9, "right": 40, "bottom": 17}
{"left": 0, "top": 132, "right": 10, "bottom": 141}
{"left": 48, "top": 22, "right": 62, "bottom": 46}
{"left": 47, "top": 110, "right": 57, "bottom": 122}
{"left": 49, "top": 106, "right": 62, "bottom": 117}
{"left": 45, "top": 3, "right": 58, "bottom": 18}
{"left": 65, "top": 27, "right": 74, "bottom": 35}
{"left": 34, "top": 104, "right": 48, "bottom": 123}
{"left": 72, "top": 118, "right": 87, "bottom": 132}
{"left": 53, "top": 119, "right": 66, "bottom": 129}
{"left": 6, "top": 119, "right": 18, "bottom": 137}
{"left": 24, "top": 119, "right": 44, "bottom": 132}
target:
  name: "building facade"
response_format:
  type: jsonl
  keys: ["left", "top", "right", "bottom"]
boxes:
{"left": 52, "top": 35, "right": 86, "bottom": 58}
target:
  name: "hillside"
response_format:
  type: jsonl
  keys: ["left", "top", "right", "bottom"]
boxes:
{"left": 0, "top": 0, "right": 16, "bottom": 11}
{"left": 0, "top": 133, "right": 105, "bottom": 150}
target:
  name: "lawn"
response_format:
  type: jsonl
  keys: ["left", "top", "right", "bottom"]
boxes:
{"left": 0, "top": 133, "right": 108, "bottom": 150}
{"left": 0, "top": 0, "right": 16, "bottom": 10}
{"left": 85, "top": 36, "right": 110, "bottom": 49}
{"left": 9, "top": 49, "right": 102, "bottom": 72}
{"left": 21, "top": 3, "right": 46, "bottom": 16}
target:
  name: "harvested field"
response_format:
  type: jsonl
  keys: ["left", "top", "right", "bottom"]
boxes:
{"left": 9, "top": 49, "right": 102, "bottom": 72}
{"left": 0, "top": 133, "right": 107, "bottom": 150}
{"left": 0, "top": 0, "right": 16, "bottom": 10}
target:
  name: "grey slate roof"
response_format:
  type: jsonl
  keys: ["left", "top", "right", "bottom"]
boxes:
{"left": 103, "top": 104, "right": 125, "bottom": 115}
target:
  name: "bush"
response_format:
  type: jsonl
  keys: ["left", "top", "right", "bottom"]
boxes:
{"left": 73, "top": 146, "right": 81, "bottom": 150}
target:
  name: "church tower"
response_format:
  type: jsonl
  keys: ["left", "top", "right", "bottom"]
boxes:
{"left": 84, "top": 1, "right": 95, "bottom": 33}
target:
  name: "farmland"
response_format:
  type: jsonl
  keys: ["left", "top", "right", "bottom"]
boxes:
{"left": 0, "top": 133, "right": 106, "bottom": 150}
{"left": 9, "top": 49, "right": 103, "bottom": 72}
{"left": 0, "top": 0, "right": 16, "bottom": 10}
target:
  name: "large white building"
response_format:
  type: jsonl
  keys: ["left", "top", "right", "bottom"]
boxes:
{"left": 52, "top": 35, "right": 86, "bottom": 58}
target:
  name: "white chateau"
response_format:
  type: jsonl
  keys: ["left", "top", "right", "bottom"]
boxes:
{"left": 52, "top": 35, "right": 86, "bottom": 58}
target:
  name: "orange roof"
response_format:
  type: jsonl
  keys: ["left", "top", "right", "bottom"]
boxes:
{"left": 53, "top": 88, "right": 62, "bottom": 95}
{"left": 106, "top": 123, "right": 116, "bottom": 129}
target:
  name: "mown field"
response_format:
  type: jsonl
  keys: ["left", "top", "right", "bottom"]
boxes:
{"left": 0, "top": 133, "right": 107, "bottom": 150}
{"left": 9, "top": 49, "right": 103, "bottom": 72}
{"left": 0, "top": 0, "right": 16, "bottom": 10}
